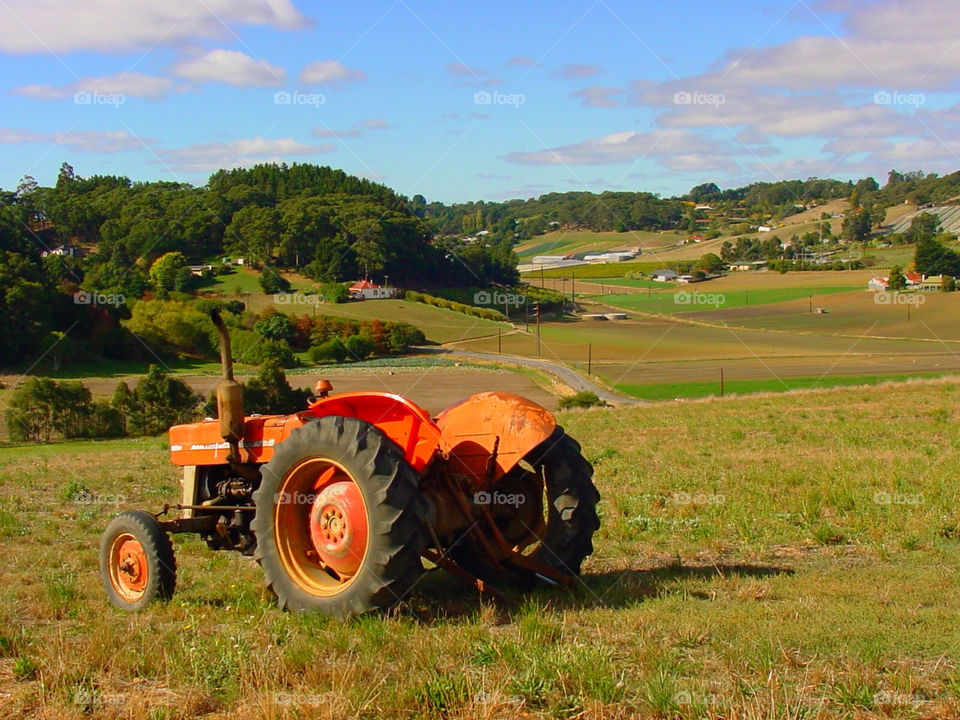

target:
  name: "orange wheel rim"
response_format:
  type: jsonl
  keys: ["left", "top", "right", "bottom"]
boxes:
{"left": 274, "top": 458, "right": 369, "bottom": 597}
{"left": 108, "top": 533, "right": 149, "bottom": 601}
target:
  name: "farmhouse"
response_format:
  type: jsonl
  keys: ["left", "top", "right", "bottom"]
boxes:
{"left": 41, "top": 243, "right": 80, "bottom": 258}
{"left": 187, "top": 264, "right": 213, "bottom": 276}
{"left": 868, "top": 273, "right": 952, "bottom": 292}
{"left": 918, "top": 275, "right": 947, "bottom": 290}
{"left": 728, "top": 260, "right": 767, "bottom": 272}
{"left": 652, "top": 269, "right": 678, "bottom": 282}
{"left": 904, "top": 272, "right": 923, "bottom": 288}
{"left": 349, "top": 280, "right": 396, "bottom": 300}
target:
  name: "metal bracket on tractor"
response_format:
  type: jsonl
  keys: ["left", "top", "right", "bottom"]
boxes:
{"left": 98, "top": 310, "right": 600, "bottom": 618}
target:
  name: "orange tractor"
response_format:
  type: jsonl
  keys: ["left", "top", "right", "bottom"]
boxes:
{"left": 99, "top": 312, "right": 599, "bottom": 617}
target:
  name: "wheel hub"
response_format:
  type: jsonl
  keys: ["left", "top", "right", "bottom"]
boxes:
{"left": 113, "top": 535, "right": 148, "bottom": 597}
{"left": 309, "top": 480, "right": 367, "bottom": 577}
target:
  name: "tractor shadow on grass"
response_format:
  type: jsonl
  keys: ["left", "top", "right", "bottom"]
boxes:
{"left": 407, "top": 559, "right": 794, "bottom": 622}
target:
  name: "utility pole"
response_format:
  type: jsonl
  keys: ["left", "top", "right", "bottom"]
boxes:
{"left": 498, "top": 328, "right": 501, "bottom": 354}
{"left": 587, "top": 343, "right": 592, "bottom": 375}
{"left": 535, "top": 302, "right": 541, "bottom": 356}
{"left": 571, "top": 271, "right": 575, "bottom": 305}
{"left": 540, "top": 266, "right": 544, "bottom": 289}
{"left": 720, "top": 367, "right": 725, "bottom": 397}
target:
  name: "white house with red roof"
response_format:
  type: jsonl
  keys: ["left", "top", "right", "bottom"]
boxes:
{"left": 349, "top": 279, "right": 396, "bottom": 300}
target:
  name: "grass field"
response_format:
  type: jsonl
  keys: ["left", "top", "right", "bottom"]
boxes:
{"left": 593, "top": 285, "right": 860, "bottom": 314}
{"left": 516, "top": 230, "right": 686, "bottom": 260}
{"left": 198, "top": 268, "right": 313, "bottom": 295}
{"left": 616, "top": 369, "right": 957, "bottom": 400}
{"left": 2, "top": 379, "right": 960, "bottom": 718}
{"left": 457, "top": 271, "right": 960, "bottom": 397}
{"left": 233, "top": 297, "right": 508, "bottom": 345}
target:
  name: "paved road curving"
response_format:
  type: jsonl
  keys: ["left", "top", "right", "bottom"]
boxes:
{"left": 416, "top": 346, "right": 645, "bottom": 406}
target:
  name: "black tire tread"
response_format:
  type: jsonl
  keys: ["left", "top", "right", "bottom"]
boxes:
{"left": 250, "top": 416, "right": 426, "bottom": 618}
{"left": 99, "top": 510, "right": 177, "bottom": 611}
{"left": 451, "top": 426, "right": 600, "bottom": 588}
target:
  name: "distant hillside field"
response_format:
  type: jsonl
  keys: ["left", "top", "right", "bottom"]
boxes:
{"left": 516, "top": 229, "right": 687, "bottom": 259}
{"left": 238, "top": 296, "right": 509, "bottom": 344}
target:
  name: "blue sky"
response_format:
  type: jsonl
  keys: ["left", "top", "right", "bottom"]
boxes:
{"left": 0, "top": 0, "right": 958, "bottom": 203}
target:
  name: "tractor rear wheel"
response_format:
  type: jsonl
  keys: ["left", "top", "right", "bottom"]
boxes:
{"left": 99, "top": 511, "right": 177, "bottom": 611}
{"left": 452, "top": 426, "right": 600, "bottom": 588}
{"left": 251, "top": 416, "right": 427, "bottom": 618}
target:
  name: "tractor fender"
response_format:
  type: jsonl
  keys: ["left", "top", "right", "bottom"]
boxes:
{"left": 435, "top": 392, "right": 557, "bottom": 487}
{"left": 306, "top": 392, "right": 442, "bottom": 474}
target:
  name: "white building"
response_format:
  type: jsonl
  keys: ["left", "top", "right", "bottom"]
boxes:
{"left": 583, "top": 251, "right": 636, "bottom": 263}
{"left": 349, "top": 280, "right": 397, "bottom": 300}
{"left": 652, "top": 269, "right": 678, "bottom": 282}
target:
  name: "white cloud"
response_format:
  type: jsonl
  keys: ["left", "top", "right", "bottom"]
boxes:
{"left": 312, "top": 128, "right": 362, "bottom": 138}
{"left": 573, "top": 0, "right": 960, "bottom": 187}
{"left": 446, "top": 62, "right": 485, "bottom": 77}
{"left": 312, "top": 118, "right": 389, "bottom": 138}
{"left": 0, "top": 127, "right": 148, "bottom": 152}
{"left": 505, "top": 128, "right": 762, "bottom": 173}
{"left": 445, "top": 61, "right": 502, "bottom": 87}
{"left": 299, "top": 60, "right": 366, "bottom": 86}
{"left": 555, "top": 63, "right": 601, "bottom": 79}
{"left": 507, "top": 56, "right": 539, "bottom": 67}
{"left": 12, "top": 72, "right": 173, "bottom": 99}
{"left": 572, "top": 86, "right": 622, "bottom": 108}
{"left": 156, "top": 136, "right": 333, "bottom": 172}
{"left": 0, "top": 0, "right": 310, "bottom": 53}
{"left": 174, "top": 49, "right": 285, "bottom": 87}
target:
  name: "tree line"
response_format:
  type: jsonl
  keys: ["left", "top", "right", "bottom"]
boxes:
{"left": 6, "top": 360, "right": 319, "bottom": 443}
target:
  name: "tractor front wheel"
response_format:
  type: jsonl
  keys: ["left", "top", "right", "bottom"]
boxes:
{"left": 251, "top": 416, "right": 427, "bottom": 618}
{"left": 99, "top": 511, "right": 177, "bottom": 611}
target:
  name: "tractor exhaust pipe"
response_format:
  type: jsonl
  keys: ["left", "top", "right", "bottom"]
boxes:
{"left": 211, "top": 310, "right": 244, "bottom": 460}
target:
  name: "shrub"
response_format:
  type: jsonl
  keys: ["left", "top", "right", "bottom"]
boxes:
{"left": 116, "top": 365, "right": 202, "bottom": 436}
{"left": 122, "top": 299, "right": 217, "bottom": 358}
{"left": 243, "top": 360, "right": 311, "bottom": 414}
{"left": 405, "top": 291, "right": 507, "bottom": 321}
{"left": 558, "top": 391, "right": 606, "bottom": 409}
{"left": 254, "top": 313, "right": 296, "bottom": 343}
{"left": 259, "top": 267, "right": 291, "bottom": 294}
{"left": 343, "top": 334, "right": 374, "bottom": 360}
{"left": 6, "top": 378, "right": 92, "bottom": 442}
{"left": 309, "top": 337, "right": 348, "bottom": 363}
{"left": 388, "top": 324, "right": 426, "bottom": 352}
{"left": 319, "top": 282, "right": 349, "bottom": 303}
{"left": 232, "top": 329, "right": 296, "bottom": 367}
